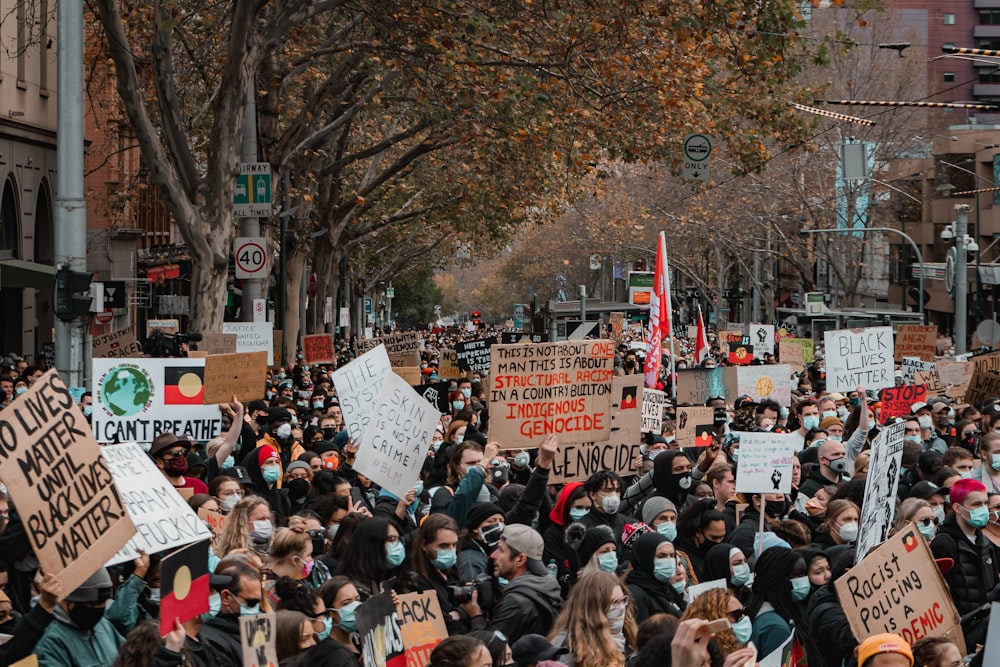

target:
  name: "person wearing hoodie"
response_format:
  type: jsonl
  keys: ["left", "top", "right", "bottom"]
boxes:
{"left": 489, "top": 524, "right": 563, "bottom": 639}
{"left": 458, "top": 502, "right": 506, "bottom": 582}
{"left": 620, "top": 451, "right": 693, "bottom": 517}
{"left": 34, "top": 555, "right": 150, "bottom": 667}
{"left": 564, "top": 525, "right": 617, "bottom": 583}
{"left": 701, "top": 543, "right": 752, "bottom": 600}
{"left": 542, "top": 483, "right": 590, "bottom": 591}
{"left": 257, "top": 408, "right": 306, "bottom": 469}
{"left": 241, "top": 444, "right": 292, "bottom": 526}
{"left": 806, "top": 548, "right": 858, "bottom": 667}
{"left": 200, "top": 562, "right": 264, "bottom": 667}
{"left": 625, "top": 532, "right": 686, "bottom": 623}
{"left": 727, "top": 493, "right": 786, "bottom": 558}
{"left": 575, "top": 471, "right": 635, "bottom": 554}
{"left": 0, "top": 574, "right": 62, "bottom": 667}
{"left": 672, "top": 499, "right": 727, "bottom": 581}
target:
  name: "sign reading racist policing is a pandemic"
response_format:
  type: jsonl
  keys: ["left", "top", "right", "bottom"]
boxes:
{"left": 0, "top": 370, "right": 136, "bottom": 597}
{"left": 92, "top": 359, "right": 224, "bottom": 444}
{"left": 823, "top": 327, "right": 895, "bottom": 393}
{"left": 488, "top": 340, "right": 614, "bottom": 447}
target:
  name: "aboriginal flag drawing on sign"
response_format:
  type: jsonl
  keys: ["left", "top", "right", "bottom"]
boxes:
{"left": 159, "top": 539, "right": 210, "bottom": 634}
{"left": 164, "top": 366, "right": 204, "bottom": 404}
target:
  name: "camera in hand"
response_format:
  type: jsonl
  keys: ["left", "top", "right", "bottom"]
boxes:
{"left": 448, "top": 574, "right": 495, "bottom": 610}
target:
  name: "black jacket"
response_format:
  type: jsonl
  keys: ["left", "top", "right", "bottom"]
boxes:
{"left": 288, "top": 638, "right": 358, "bottom": 667}
{"left": 0, "top": 601, "right": 54, "bottom": 667}
{"left": 488, "top": 572, "right": 562, "bottom": 639}
{"left": 199, "top": 613, "right": 244, "bottom": 667}
{"left": 576, "top": 509, "right": 637, "bottom": 558}
{"left": 798, "top": 464, "right": 837, "bottom": 500}
{"left": 727, "top": 509, "right": 763, "bottom": 558}
{"left": 931, "top": 516, "right": 1000, "bottom": 647}
{"left": 806, "top": 583, "right": 857, "bottom": 667}
{"left": 626, "top": 571, "right": 684, "bottom": 623}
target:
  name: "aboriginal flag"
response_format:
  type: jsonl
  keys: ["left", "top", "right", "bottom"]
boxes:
{"left": 727, "top": 343, "right": 754, "bottom": 366}
{"left": 620, "top": 386, "right": 638, "bottom": 410}
{"left": 164, "top": 366, "right": 204, "bottom": 404}
{"left": 694, "top": 424, "right": 715, "bottom": 447}
{"left": 159, "top": 539, "right": 210, "bottom": 634}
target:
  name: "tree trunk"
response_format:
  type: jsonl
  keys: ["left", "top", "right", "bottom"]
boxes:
{"left": 282, "top": 244, "right": 309, "bottom": 364}
{"left": 188, "top": 240, "right": 229, "bottom": 333}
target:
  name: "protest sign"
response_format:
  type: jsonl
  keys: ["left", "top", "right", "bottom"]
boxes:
{"left": 855, "top": 421, "right": 905, "bottom": 563}
{"left": 272, "top": 330, "right": 283, "bottom": 366}
{"left": 437, "top": 349, "right": 461, "bottom": 379}
{"left": 102, "top": 442, "right": 213, "bottom": 564}
{"left": 221, "top": 321, "right": 274, "bottom": 365}
{"left": 685, "top": 579, "right": 728, "bottom": 603}
{"left": 396, "top": 591, "right": 448, "bottom": 667}
{"left": 357, "top": 592, "right": 406, "bottom": 667}
{"left": 394, "top": 367, "right": 422, "bottom": 385}
{"left": 735, "top": 433, "right": 795, "bottom": 494}
{"left": 240, "top": 613, "right": 278, "bottom": 667}
{"left": 964, "top": 369, "right": 1000, "bottom": 407}
{"left": 611, "top": 374, "right": 645, "bottom": 445}
{"left": 972, "top": 350, "right": 1000, "bottom": 375}
{"left": 778, "top": 339, "right": 804, "bottom": 371}
{"left": 488, "top": 340, "right": 614, "bottom": 447}
{"left": 836, "top": 527, "right": 965, "bottom": 653}
{"left": 901, "top": 357, "right": 935, "bottom": 383}
{"left": 676, "top": 367, "right": 738, "bottom": 404}
{"left": 0, "top": 370, "right": 135, "bottom": 596}
{"left": 642, "top": 389, "right": 666, "bottom": 434}
{"left": 609, "top": 312, "right": 626, "bottom": 341}
{"left": 354, "top": 373, "right": 439, "bottom": 498}
{"left": 758, "top": 633, "right": 794, "bottom": 667}
{"left": 159, "top": 539, "right": 210, "bottom": 634}
{"left": 414, "top": 381, "right": 451, "bottom": 414}
{"left": 783, "top": 337, "right": 814, "bottom": 363}
{"left": 331, "top": 345, "right": 393, "bottom": 442}
{"left": 727, "top": 340, "right": 754, "bottom": 365}
{"left": 983, "top": 602, "right": 1000, "bottom": 661}
{"left": 198, "top": 506, "right": 226, "bottom": 536}
{"left": 389, "top": 352, "right": 421, "bottom": 369}
{"left": 302, "top": 334, "right": 334, "bottom": 364}
{"left": 358, "top": 332, "right": 421, "bottom": 356}
{"left": 549, "top": 442, "right": 642, "bottom": 484}
{"left": 676, "top": 407, "right": 716, "bottom": 447}
{"left": 824, "top": 327, "right": 894, "bottom": 392}
{"left": 147, "top": 319, "right": 179, "bottom": 336}
{"left": 92, "top": 358, "right": 224, "bottom": 444}
{"left": 92, "top": 328, "right": 143, "bottom": 358}
{"left": 879, "top": 385, "right": 927, "bottom": 424}
{"left": 717, "top": 330, "right": 743, "bottom": 346}
{"left": 748, "top": 324, "right": 775, "bottom": 355}
{"left": 894, "top": 325, "right": 937, "bottom": 362}
{"left": 737, "top": 364, "right": 792, "bottom": 406}
{"left": 202, "top": 352, "right": 267, "bottom": 404}
{"left": 938, "top": 361, "right": 972, "bottom": 388}
{"left": 455, "top": 337, "right": 497, "bottom": 375}
{"left": 198, "top": 333, "right": 237, "bottom": 355}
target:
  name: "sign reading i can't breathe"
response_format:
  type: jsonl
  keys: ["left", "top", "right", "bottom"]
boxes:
{"left": 823, "top": 327, "right": 895, "bottom": 393}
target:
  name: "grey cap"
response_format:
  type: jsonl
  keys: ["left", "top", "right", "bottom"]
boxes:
{"left": 65, "top": 567, "right": 113, "bottom": 603}
{"left": 641, "top": 496, "right": 677, "bottom": 526}
{"left": 285, "top": 461, "right": 311, "bottom": 473}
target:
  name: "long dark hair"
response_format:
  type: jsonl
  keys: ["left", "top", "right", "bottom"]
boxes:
{"left": 335, "top": 517, "right": 399, "bottom": 587}
{"left": 748, "top": 547, "right": 823, "bottom": 666}
{"left": 412, "top": 514, "right": 459, "bottom": 580}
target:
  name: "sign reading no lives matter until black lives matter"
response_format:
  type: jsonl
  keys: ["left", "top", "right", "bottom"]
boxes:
{"left": 0, "top": 369, "right": 136, "bottom": 595}
{"left": 488, "top": 340, "right": 614, "bottom": 447}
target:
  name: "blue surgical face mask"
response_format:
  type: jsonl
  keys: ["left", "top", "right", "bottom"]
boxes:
{"left": 790, "top": 575, "right": 811, "bottom": 602}
{"left": 222, "top": 455, "right": 235, "bottom": 469}
{"left": 598, "top": 552, "right": 618, "bottom": 573}
{"left": 386, "top": 540, "right": 406, "bottom": 567}
{"left": 240, "top": 601, "right": 261, "bottom": 617}
{"left": 918, "top": 520, "right": 936, "bottom": 542}
{"left": 313, "top": 401, "right": 325, "bottom": 410}
{"left": 14, "top": 386, "right": 26, "bottom": 396}
{"left": 336, "top": 600, "right": 361, "bottom": 632}
{"left": 498, "top": 576, "right": 510, "bottom": 589}
{"left": 452, "top": 400, "right": 465, "bottom": 411}
{"left": 802, "top": 415, "right": 820, "bottom": 430}
{"left": 653, "top": 557, "right": 676, "bottom": 583}
{"left": 569, "top": 508, "right": 590, "bottom": 522}
{"left": 82, "top": 405, "right": 93, "bottom": 417}
{"left": 316, "top": 616, "right": 333, "bottom": 641}
{"left": 731, "top": 616, "right": 753, "bottom": 645}
{"left": 412, "top": 481, "right": 424, "bottom": 497}
{"left": 460, "top": 388, "right": 472, "bottom": 399}
{"left": 671, "top": 580, "right": 686, "bottom": 595}
{"left": 432, "top": 548, "right": 457, "bottom": 570}
{"left": 991, "top": 454, "right": 1000, "bottom": 472}
{"left": 967, "top": 505, "right": 990, "bottom": 529}
{"left": 656, "top": 521, "right": 677, "bottom": 541}
{"left": 201, "top": 593, "right": 221, "bottom": 621}
{"left": 261, "top": 465, "right": 281, "bottom": 484}
{"left": 731, "top": 563, "right": 751, "bottom": 587}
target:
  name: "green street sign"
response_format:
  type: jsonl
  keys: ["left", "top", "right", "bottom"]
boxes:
{"left": 234, "top": 163, "right": 272, "bottom": 217}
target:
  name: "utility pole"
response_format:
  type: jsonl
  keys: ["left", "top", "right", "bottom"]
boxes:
{"left": 955, "top": 205, "right": 970, "bottom": 354}
{"left": 752, "top": 251, "right": 761, "bottom": 323}
{"left": 240, "top": 78, "right": 263, "bottom": 321}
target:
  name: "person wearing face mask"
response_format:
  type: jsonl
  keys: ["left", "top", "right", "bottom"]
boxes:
{"left": 974, "top": 431, "right": 1000, "bottom": 493}
{"left": 241, "top": 445, "right": 293, "bottom": 526}
{"left": 929, "top": 401, "right": 957, "bottom": 448}
{"left": 672, "top": 499, "right": 728, "bottom": 582}
{"left": 459, "top": 503, "right": 507, "bottom": 582}
{"left": 431, "top": 441, "right": 499, "bottom": 526}
{"left": 625, "top": 532, "right": 686, "bottom": 622}
{"left": 678, "top": 588, "right": 750, "bottom": 658}
{"left": 34, "top": 556, "right": 150, "bottom": 667}
{"left": 798, "top": 439, "right": 849, "bottom": 500}
{"left": 790, "top": 399, "right": 822, "bottom": 450}
{"left": 543, "top": 483, "right": 590, "bottom": 590}
{"left": 335, "top": 518, "right": 417, "bottom": 600}
{"left": 815, "top": 499, "right": 861, "bottom": 550}
{"left": 806, "top": 547, "right": 861, "bottom": 666}
{"left": 574, "top": 471, "right": 634, "bottom": 555}
{"left": 209, "top": 475, "right": 248, "bottom": 514}
{"left": 214, "top": 496, "right": 274, "bottom": 558}
{"left": 621, "top": 451, "right": 694, "bottom": 519}
{"left": 702, "top": 543, "right": 752, "bottom": 595}
{"left": 273, "top": 577, "right": 356, "bottom": 667}
{"left": 728, "top": 492, "right": 786, "bottom": 557}
{"left": 266, "top": 528, "right": 320, "bottom": 602}
{"left": 0, "top": 574, "right": 61, "bottom": 667}
{"left": 911, "top": 403, "right": 946, "bottom": 455}
{"left": 567, "top": 525, "right": 619, "bottom": 580}
{"left": 747, "top": 547, "right": 821, "bottom": 660}
{"left": 548, "top": 571, "right": 636, "bottom": 667}
{"left": 930, "top": 478, "right": 1000, "bottom": 649}
{"left": 984, "top": 492, "right": 1000, "bottom": 549}
{"left": 149, "top": 431, "right": 210, "bottom": 495}
{"left": 317, "top": 577, "right": 363, "bottom": 660}
{"left": 413, "top": 514, "right": 487, "bottom": 635}
{"left": 200, "top": 562, "right": 266, "bottom": 667}
{"left": 282, "top": 462, "right": 315, "bottom": 514}
{"left": 258, "top": 408, "right": 306, "bottom": 468}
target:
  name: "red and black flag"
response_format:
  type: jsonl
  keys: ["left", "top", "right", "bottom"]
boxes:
{"left": 620, "top": 385, "right": 638, "bottom": 410}
{"left": 694, "top": 424, "right": 715, "bottom": 447}
{"left": 727, "top": 342, "right": 754, "bottom": 366}
{"left": 164, "top": 366, "right": 204, "bottom": 404}
{"left": 160, "top": 539, "right": 210, "bottom": 634}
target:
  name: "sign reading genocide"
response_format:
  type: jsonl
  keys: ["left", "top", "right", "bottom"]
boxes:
{"left": 879, "top": 385, "right": 927, "bottom": 424}
{"left": 488, "top": 340, "right": 615, "bottom": 447}
{"left": 302, "top": 334, "right": 335, "bottom": 364}
{"left": 92, "top": 328, "right": 143, "bottom": 358}
{"left": 836, "top": 527, "right": 965, "bottom": 654}
{"left": 102, "top": 442, "right": 214, "bottom": 564}
{"left": 854, "top": 421, "right": 905, "bottom": 562}
{"left": 202, "top": 352, "right": 267, "bottom": 404}
{"left": 824, "top": 327, "right": 895, "bottom": 393}
{"left": 894, "top": 325, "right": 938, "bottom": 362}
{"left": 353, "top": 373, "right": 439, "bottom": 498}
{"left": 455, "top": 336, "right": 497, "bottom": 375}
{"left": 0, "top": 370, "right": 136, "bottom": 596}
{"left": 396, "top": 591, "right": 449, "bottom": 667}
{"left": 357, "top": 332, "right": 421, "bottom": 355}
{"left": 240, "top": 612, "right": 279, "bottom": 667}
{"left": 737, "top": 364, "right": 792, "bottom": 406}
{"left": 331, "top": 345, "right": 392, "bottom": 442}
{"left": 642, "top": 389, "right": 667, "bottom": 434}
{"left": 735, "top": 433, "right": 795, "bottom": 494}
{"left": 221, "top": 322, "right": 274, "bottom": 365}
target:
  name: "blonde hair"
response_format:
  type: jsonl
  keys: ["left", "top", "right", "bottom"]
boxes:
{"left": 269, "top": 527, "right": 311, "bottom": 563}
{"left": 680, "top": 588, "right": 740, "bottom": 656}
{"left": 215, "top": 495, "right": 269, "bottom": 557}
{"left": 894, "top": 497, "right": 930, "bottom": 533}
{"left": 548, "top": 571, "right": 636, "bottom": 667}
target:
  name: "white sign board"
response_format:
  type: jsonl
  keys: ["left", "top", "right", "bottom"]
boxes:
{"left": 101, "top": 442, "right": 213, "bottom": 565}
{"left": 747, "top": 324, "right": 775, "bottom": 356}
{"left": 641, "top": 389, "right": 666, "bottom": 434}
{"left": 902, "top": 356, "right": 935, "bottom": 383}
{"left": 855, "top": 421, "right": 906, "bottom": 564}
{"left": 823, "top": 327, "right": 895, "bottom": 393}
{"left": 234, "top": 237, "right": 267, "bottom": 280}
{"left": 735, "top": 433, "right": 795, "bottom": 494}
{"left": 353, "top": 373, "right": 439, "bottom": 498}
{"left": 737, "top": 364, "right": 792, "bottom": 406}
{"left": 331, "top": 345, "right": 392, "bottom": 442}
{"left": 221, "top": 321, "right": 274, "bottom": 365}
{"left": 682, "top": 133, "right": 712, "bottom": 181}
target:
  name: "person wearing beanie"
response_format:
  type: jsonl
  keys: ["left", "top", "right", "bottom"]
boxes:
{"left": 543, "top": 483, "right": 590, "bottom": 593}
{"left": 855, "top": 633, "right": 913, "bottom": 667}
{"left": 565, "top": 524, "right": 616, "bottom": 581}
{"left": 458, "top": 503, "right": 505, "bottom": 583}
{"left": 257, "top": 407, "right": 305, "bottom": 468}
{"left": 241, "top": 444, "right": 292, "bottom": 526}
{"left": 930, "top": 477, "right": 999, "bottom": 649}
{"left": 641, "top": 496, "right": 678, "bottom": 537}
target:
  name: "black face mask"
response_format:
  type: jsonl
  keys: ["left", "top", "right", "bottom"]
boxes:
{"left": 69, "top": 604, "right": 106, "bottom": 632}
{"left": 286, "top": 478, "right": 310, "bottom": 500}
{"left": 673, "top": 473, "right": 692, "bottom": 491}
{"left": 0, "top": 618, "right": 16, "bottom": 634}
{"left": 765, "top": 500, "right": 788, "bottom": 518}
{"left": 323, "top": 427, "right": 337, "bottom": 440}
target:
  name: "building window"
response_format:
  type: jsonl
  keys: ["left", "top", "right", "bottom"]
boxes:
{"left": 944, "top": 72, "right": 955, "bottom": 82}
{"left": 981, "top": 10, "right": 1000, "bottom": 25}
{"left": 944, "top": 13, "right": 956, "bottom": 25}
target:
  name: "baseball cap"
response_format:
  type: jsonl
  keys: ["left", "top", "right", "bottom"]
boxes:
{"left": 734, "top": 395, "right": 757, "bottom": 410}
{"left": 501, "top": 524, "right": 547, "bottom": 576}
{"left": 148, "top": 431, "right": 189, "bottom": 458}
{"left": 856, "top": 633, "right": 913, "bottom": 667}
{"left": 909, "top": 401, "right": 928, "bottom": 414}
{"left": 219, "top": 465, "right": 254, "bottom": 486}
{"left": 930, "top": 400, "right": 951, "bottom": 413}
{"left": 827, "top": 392, "right": 846, "bottom": 402}
{"left": 907, "top": 481, "right": 947, "bottom": 500}
{"left": 511, "top": 635, "right": 569, "bottom": 667}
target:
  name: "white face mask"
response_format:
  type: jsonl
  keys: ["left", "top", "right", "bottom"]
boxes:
{"left": 918, "top": 416, "right": 933, "bottom": 430}
{"left": 276, "top": 423, "right": 293, "bottom": 439}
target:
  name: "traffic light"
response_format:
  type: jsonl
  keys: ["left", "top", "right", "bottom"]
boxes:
{"left": 55, "top": 267, "right": 94, "bottom": 321}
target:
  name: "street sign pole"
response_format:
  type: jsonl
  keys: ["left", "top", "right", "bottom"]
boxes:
{"left": 239, "top": 76, "right": 263, "bottom": 322}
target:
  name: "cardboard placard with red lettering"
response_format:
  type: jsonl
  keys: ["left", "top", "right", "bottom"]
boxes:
{"left": 198, "top": 507, "right": 226, "bottom": 536}
{"left": 835, "top": 526, "right": 965, "bottom": 654}
{"left": 879, "top": 385, "right": 927, "bottom": 424}
{"left": 302, "top": 334, "right": 334, "bottom": 364}
{"left": 894, "top": 325, "right": 938, "bottom": 362}
{"left": 396, "top": 591, "right": 448, "bottom": 667}
{"left": 488, "top": 340, "right": 615, "bottom": 447}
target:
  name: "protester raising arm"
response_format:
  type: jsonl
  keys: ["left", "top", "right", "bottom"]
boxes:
{"left": 213, "top": 397, "right": 246, "bottom": 468}
{"left": 504, "top": 435, "right": 558, "bottom": 527}
{"left": 446, "top": 443, "right": 499, "bottom": 526}
{"left": 843, "top": 386, "right": 868, "bottom": 469}
{"left": 106, "top": 551, "right": 152, "bottom": 637}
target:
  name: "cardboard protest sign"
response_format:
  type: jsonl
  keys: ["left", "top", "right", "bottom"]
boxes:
{"left": 611, "top": 374, "right": 645, "bottom": 445}
{"left": 198, "top": 333, "right": 238, "bottom": 355}
{"left": 676, "top": 367, "right": 738, "bottom": 404}
{"left": 0, "top": 370, "right": 136, "bottom": 596}
{"left": 240, "top": 612, "right": 279, "bottom": 667}
{"left": 354, "top": 373, "right": 439, "bottom": 498}
{"left": 393, "top": 367, "right": 422, "bottom": 386}
{"left": 198, "top": 506, "right": 226, "bottom": 536}
{"left": 836, "top": 527, "right": 965, "bottom": 654}
{"left": 964, "top": 369, "right": 1000, "bottom": 407}
{"left": 609, "top": 312, "right": 626, "bottom": 341}
{"left": 894, "top": 325, "right": 937, "bottom": 362}
{"left": 642, "top": 389, "right": 666, "bottom": 434}
{"left": 396, "top": 591, "right": 448, "bottom": 667}
{"left": 879, "top": 385, "right": 927, "bottom": 424}
{"left": 784, "top": 337, "right": 814, "bottom": 363}
{"left": 331, "top": 345, "right": 392, "bottom": 442}
{"left": 455, "top": 336, "right": 497, "bottom": 375}
{"left": 302, "top": 334, "right": 334, "bottom": 364}
{"left": 202, "top": 352, "right": 267, "bottom": 404}
{"left": 717, "top": 330, "right": 743, "bottom": 346}
{"left": 488, "top": 340, "right": 615, "bottom": 447}
{"left": 901, "top": 357, "right": 935, "bottom": 383}
{"left": 92, "top": 359, "right": 224, "bottom": 443}
{"left": 748, "top": 324, "right": 775, "bottom": 355}
{"left": 972, "top": 349, "right": 1000, "bottom": 375}
{"left": 437, "top": 349, "right": 461, "bottom": 379}
{"left": 676, "top": 407, "right": 716, "bottom": 447}
{"left": 549, "top": 442, "right": 642, "bottom": 483}
{"left": 938, "top": 361, "right": 972, "bottom": 388}
{"left": 159, "top": 539, "right": 210, "bottom": 634}
{"left": 778, "top": 339, "right": 804, "bottom": 371}
{"left": 358, "top": 332, "right": 421, "bottom": 356}
{"left": 735, "top": 433, "right": 795, "bottom": 494}
{"left": 102, "top": 442, "right": 213, "bottom": 564}
{"left": 737, "top": 364, "right": 792, "bottom": 406}
{"left": 222, "top": 321, "right": 274, "bottom": 365}
{"left": 855, "top": 421, "right": 905, "bottom": 562}
{"left": 92, "top": 328, "right": 143, "bottom": 358}
{"left": 824, "top": 327, "right": 894, "bottom": 393}
{"left": 389, "top": 352, "right": 421, "bottom": 369}
{"left": 357, "top": 592, "right": 406, "bottom": 667}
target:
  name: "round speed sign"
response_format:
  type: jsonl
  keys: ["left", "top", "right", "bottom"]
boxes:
{"left": 235, "top": 237, "right": 267, "bottom": 278}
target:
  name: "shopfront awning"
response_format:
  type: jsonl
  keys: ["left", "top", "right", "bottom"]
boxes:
{"left": 0, "top": 259, "right": 55, "bottom": 289}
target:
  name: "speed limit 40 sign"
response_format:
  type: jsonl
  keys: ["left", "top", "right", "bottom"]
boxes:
{"left": 235, "top": 237, "right": 267, "bottom": 279}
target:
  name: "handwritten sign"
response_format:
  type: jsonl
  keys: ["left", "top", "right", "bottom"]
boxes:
{"left": 354, "top": 373, "right": 439, "bottom": 498}
{"left": 737, "top": 364, "right": 792, "bottom": 406}
{"left": 879, "top": 385, "right": 927, "bottom": 424}
{"left": 609, "top": 312, "right": 626, "bottom": 341}
{"left": 302, "top": 334, "right": 334, "bottom": 364}
{"left": 102, "top": 442, "right": 213, "bottom": 564}
{"left": 396, "top": 591, "right": 448, "bottom": 667}
{"left": 785, "top": 337, "right": 814, "bottom": 363}
{"left": 778, "top": 339, "right": 804, "bottom": 371}
{"left": 358, "top": 332, "right": 421, "bottom": 355}
{"left": 676, "top": 407, "right": 716, "bottom": 447}
{"left": 357, "top": 592, "right": 406, "bottom": 667}
{"left": 964, "top": 369, "right": 1000, "bottom": 407}
{"left": 549, "top": 442, "right": 642, "bottom": 483}
{"left": 676, "top": 367, "right": 738, "bottom": 404}
{"left": 824, "top": 327, "right": 894, "bottom": 393}
{"left": 240, "top": 612, "right": 278, "bottom": 667}
{"left": 972, "top": 350, "right": 1000, "bottom": 375}
{"left": 198, "top": 506, "right": 227, "bottom": 536}
{"left": 0, "top": 370, "right": 135, "bottom": 596}
{"left": 901, "top": 357, "right": 935, "bottom": 383}
{"left": 488, "top": 340, "right": 614, "bottom": 447}
{"left": 455, "top": 337, "right": 497, "bottom": 375}
{"left": 437, "top": 349, "right": 461, "bottom": 379}
{"left": 331, "top": 345, "right": 392, "bottom": 442}
{"left": 642, "top": 389, "right": 667, "bottom": 434}
{"left": 837, "top": 527, "right": 964, "bottom": 654}
{"left": 389, "top": 353, "right": 421, "bottom": 369}
{"left": 221, "top": 322, "right": 274, "bottom": 365}
{"left": 748, "top": 324, "right": 775, "bottom": 355}
{"left": 895, "top": 325, "right": 937, "bottom": 362}
{"left": 198, "top": 333, "right": 237, "bottom": 356}
{"left": 92, "top": 328, "right": 143, "bottom": 358}
{"left": 202, "top": 352, "right": 267, "bottom": 404}
{"left": 735, "top": 433, "right": 794, "bottom": 494}
{"left": 855, "top": 421, "right": 905, "bottom": 562}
